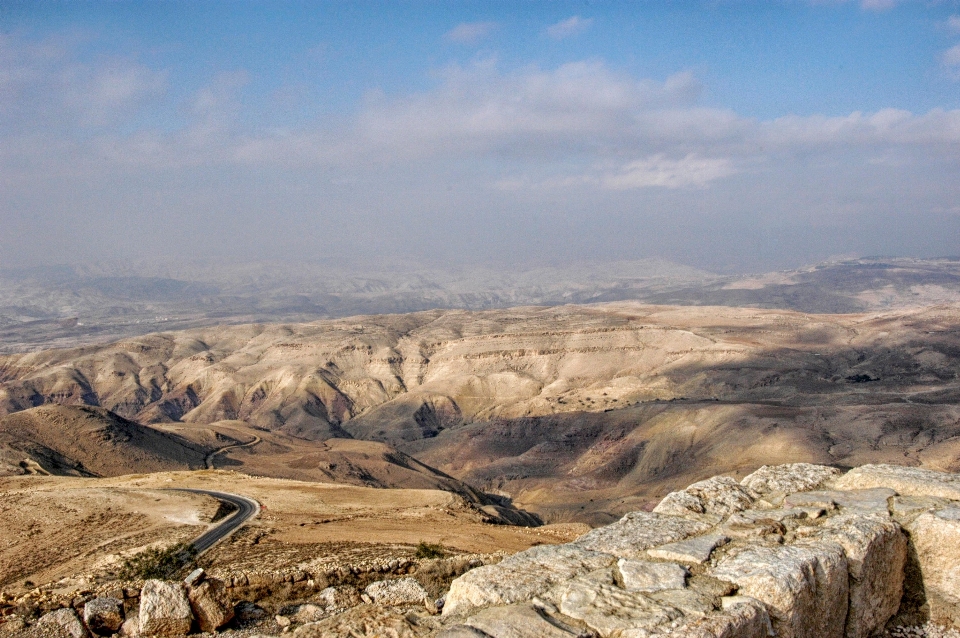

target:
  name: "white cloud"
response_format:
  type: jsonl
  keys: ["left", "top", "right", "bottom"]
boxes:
{"left": 943, "top": 43, "right": 960, "bottom": 70}
{"left": 601, "top": 154, "right": 738, "bottom": 190}
{"left": 859, "top": 0, "right": 897, "bottom": 11}
{"left": 545, "top": 16, "right": 593, "bottom": 40}
{"left": 444, "top": 21, "right": 498, "bottom": 44}
{"left": 947, "top": 15, "right": 960, "bottom": 33}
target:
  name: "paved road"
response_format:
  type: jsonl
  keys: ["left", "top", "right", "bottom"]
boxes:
{"left": 204, "top": 435, "right": 262, "bottom": 469}
{"left": 168, "top": 489, "right": 261, "bottom": 554}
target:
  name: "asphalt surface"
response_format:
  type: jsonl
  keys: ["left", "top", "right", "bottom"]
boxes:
{"left": 168, "top": 489, "right": 261, "bottom": 554}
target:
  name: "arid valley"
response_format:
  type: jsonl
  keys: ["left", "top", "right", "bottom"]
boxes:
{"left": 1, "top": 260, "right": 960, "bottom": 636}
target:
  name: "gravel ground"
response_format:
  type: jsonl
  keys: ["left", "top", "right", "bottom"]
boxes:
{"left": 885, "top": 625, "right": 960, "bottom": 638}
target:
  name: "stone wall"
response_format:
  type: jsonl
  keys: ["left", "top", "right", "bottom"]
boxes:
{"left": 440, "top": 463, "right": 960, "bottom": 638}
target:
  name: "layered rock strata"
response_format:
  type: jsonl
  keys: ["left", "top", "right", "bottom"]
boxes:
{"left": 441, "top": 464, "right": 960, "bottom": 638}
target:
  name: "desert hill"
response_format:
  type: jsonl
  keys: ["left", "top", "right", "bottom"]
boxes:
{"left": 0, "top": 406, "right": 530, "bottom": 523}
{"left": 1, "top": 301, "right": 959, "bottom": 520}
{"left": 0, "top": 404, "right": 207, "bottom": 477}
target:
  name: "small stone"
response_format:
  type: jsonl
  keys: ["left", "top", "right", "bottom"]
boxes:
{"left": 314, "top": 585, "right": 361, "bottom": 611}
{"left": 276, "top": 615, "right": 291, "bottom": 628}
{"left": 183, "top": 568, "right": 205, "bottom": 587}
{"left": 83, "top": 597, "right": 124, "bottom": 634}
{"left": 36, "top": 608, "right": 88, "bottom": 638}
{"left": 363, "top": 577, "right": 430, "bottom": 606}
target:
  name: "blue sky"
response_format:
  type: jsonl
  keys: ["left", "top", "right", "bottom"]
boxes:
{"left": 2, "top": 1, "right": 960, "bottom": 272}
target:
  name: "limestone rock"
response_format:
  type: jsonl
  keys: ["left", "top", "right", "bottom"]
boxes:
{"left": 573, "top": 511, "right": 712, "bottom": 559}
{"left": 138, "top": 579, "right": 193, "bottom": 637}
{"left": 648, "top": 533, "right": 729, "bottom": 565}
{"left": 834, "top": 464, "right": 960, "bottom": 501}
{"left": 812, "top": 512, "right": 907, "bottom": 638}
{"left": 559, "top": 580, "right": 683, "bottom": 636}
{"left": 906, "top": 508, "right": 960, "bottom": 628}
{"left": 291, "top": 604, "right": 434, "bottom": 637}
{"left": 618, "top": 559, "right": 687, "bottom": 592}
{"left": 659, "top": 596, "right": 771, "bottom": 638}
{"left": 35, "top": 608, "right": 88, "bottom": 638}
{"left": 785, "top": 488, "right": 894, "bottom": 515}
{"left": 315, "top": 585, "right": 362, "bottom": 611}
{"left": 443, "top": 544, "right": 616, "bottom": 617}
{"left": 711, "top": 541, "right": 849, "bottom": 638}
{"left": 741, "top": 464, "right": 841, "bottom": 496}
{"left": 364, "top": 577, "right": 430, "bottom": 606}
{"left": 291, "top": 604, "right": 323, "bottom": 623}
{"left": 188, "top": 577, "right": 234, "bottom": 632}
{"left": 83, "top": 597, "right": 124, "bottom": 635}
{"left": 118, "top": 616, "right": 138, "bottom": 637}
{"left": 462, "top": 603, "right": 587, "bottom": 637}
{"left": 654, "top": 476, "right": 754, "bottom": 519}
{"left": 436, "top": 626, "right": 495, "bottom": 638}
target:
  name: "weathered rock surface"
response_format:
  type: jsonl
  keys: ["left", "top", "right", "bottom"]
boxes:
{"left": 573, "top": 511, "right": 712, "bottom": 559}
{"left": 653, "top": 476, "right": 755, "bottom": 519}
{"left": 364, "top": 577, "right": 431, "bottom": 606}
{"left": 187, "top": 577, "right": 234, "bottom": 632}
{"left": 460, "top": 603, "right": 586, "bottom": 637}
{"left": 713, "top": 541, "right": 849, "bottom": 638}
{"left": 443, "top": 544, "right": 616, "bottom": 617}
{"left": 138, "top": 579, "right": 193, "bottom": 637}
{"left": 35, "top": 608, "right": 88, "bottom": 638}
{"left": 82, "top": 597, "right": 124, "bottom": 635}
{"left": 441, "top": 463, "right": 960, "bottom": 638}
{"left": 741, "top": 463, "right": 842, "bottom": 497}
{"left": 617, "top": 559, "right": 687, "bottom": 592}
{"left": 647, "top": 533, "right": 729, "bottom": 565}
{"left": 812, "top": 513, "right": 907, "bottom": 638}
{"left": 292, "top": 604, "right": 434, "bottom": 637}
{"left": 835, "top": 465, "right": 960, "bottom": 501}
{"left": 907, "top": 508, "right": 960, "bottom": 628}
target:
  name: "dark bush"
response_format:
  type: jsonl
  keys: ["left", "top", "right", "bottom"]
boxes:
{"left": 415, "top": 541, "right": 446, "bottom": 560}
{"left": 117, "top": 542, "right": 198, "bottom": 580}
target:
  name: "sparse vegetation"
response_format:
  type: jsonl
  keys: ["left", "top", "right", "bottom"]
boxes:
{"left": 415, "top": 541, "right": 446, "bottom": 560}
{"left": 117, "top": 542, "right": 198, "bottom": 580}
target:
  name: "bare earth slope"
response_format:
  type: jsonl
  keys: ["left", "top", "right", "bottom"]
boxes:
{"left": 1, "top": 302, "right": 959, "bottom": 520}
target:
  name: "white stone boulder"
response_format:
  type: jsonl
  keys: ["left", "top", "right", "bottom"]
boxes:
{"left": 811, "top": 512, "right": 907, "bottom": 638}
{"left": 654, "top": 476, "right": 755, "bottom": 519}
{"left": 35, "top": 608, "right": 88, "bottom": 638}
{"left": 139, "top": 579, "right": 193, "bottom": 637}
{"left": 712, "top": 541, "right": 849, "bottom": 638}
{"left": 834, "top": 464, "right": 960, "bottom": 501}
{"left": 443, "top": 544, "right": 616, "bottom": 617}
{"left": 906, "top": 507, "right": 960, "bottom": 628}
{"left": 741, "top": 463, "right": 841, "bottom": 497}
{"left": 83, "top": 597, "right": 124, "bottom": 635}
{"left": 574, "top": 511, "right": 712, "bottom": 559}
{"left": 364, "top": 577, "right": 430, "bottom": 606}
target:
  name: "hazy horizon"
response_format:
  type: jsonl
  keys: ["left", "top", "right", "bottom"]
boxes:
{"left": 2, "top": 1, "right": 960, "bottom": 274}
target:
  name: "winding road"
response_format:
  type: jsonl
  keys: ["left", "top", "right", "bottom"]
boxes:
{"left": 168, "top": 489, "right": 261, "bottom": 554}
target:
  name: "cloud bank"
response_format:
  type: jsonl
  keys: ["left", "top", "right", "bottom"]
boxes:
{"left": 1, "top": 32, "right": 959, "bottom": 272}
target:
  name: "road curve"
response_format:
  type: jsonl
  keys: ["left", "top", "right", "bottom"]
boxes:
{"left": 168, "top": 489, "right": 261, "bottom": 554}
